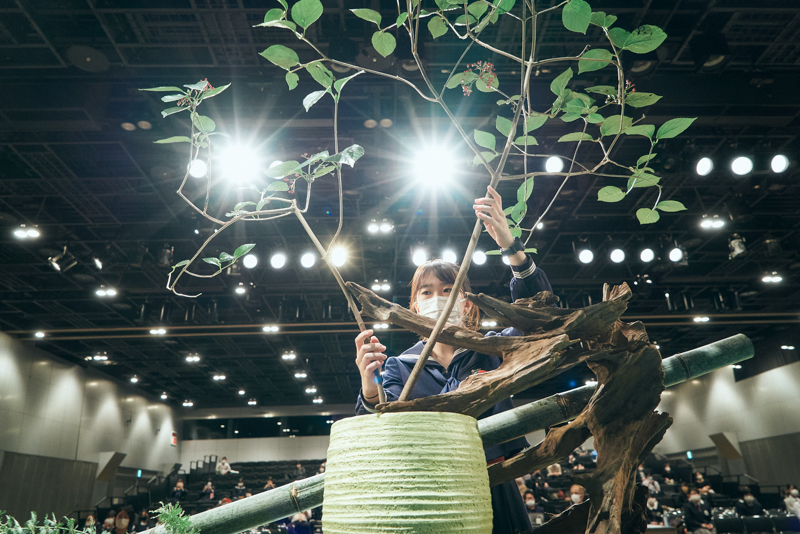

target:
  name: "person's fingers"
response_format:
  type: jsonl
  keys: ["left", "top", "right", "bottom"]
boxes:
{"left": 487, "top": 185, "right": 502, "bottom": 204}
{"left": 355, "top": 329, "right": 373, "bottom": 349}
{"left": 365, "top": 361, "right": 382, "bottom": 374}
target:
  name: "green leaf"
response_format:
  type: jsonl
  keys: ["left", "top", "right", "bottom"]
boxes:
{"left": 306, "top": 62, "right": 334, "bottom": 88}
{"left": 333, "top": 71, "right": 364, "bottom": 98}
{"left": 264, "top": 160, "right": 301, "bottom": 178}
{"left": 286, "top": 71, "right": 299, "bottom": 90}
{"left": 510, "top": 226, "right": 522, "bottom": 238}
{"left": 636, "top": 208, "right": 660, "bottom": 225}
{"left": 561, "top": 113, "right": 582, "bottom": 122}
{"left": 264, "top": 8, "right": 284, "bottom": 22}
{"left": 627, "top": 172, "right": 661, "bottom": 189}
{"left": 326, "top": 144, "right": 365, "bottom": 167}
{"left": 468, "top": 1, "right": 489, "bottom": 19}
{"left": 624, "top": 124, "right": 655, "bottom": 138}
{"left": 256, "top": 198, "right": 270, "bottom": 211}
{"left": 550, "top": 68, "right": 573, "bottom": 96}
{"left": 626, "top": 92, "right": 662, "bottom": 108}
{"left": 291, "top": 0, "right": 323, "bottom": 29}
{"left": 161, "top": 94, "right": 184, "bottom": 102}
{"left": 140, "top": 86, "right": 184, "bottom": 92}
{"left": 203, "top": 257, "right": 222, "bottom": 268}
{"left": 585, "top": 85, "right": 617, "bottom": 97}
{"left": 220, "top": 252, "right": 235, "bottom": 262}
{"left": 475, "top": 74, "right": 499, "bottom": 92}
{"left": 161, "top": 107, "right": 188, "bottom": 118}
{"left": 473, "top": 151, "right": 498, "bottom": 165}
{"left": 313, "top": 164, "right": 336, "bottom": 177}
{"left": 510, "top": 201, "right": 525, "bottom": 223}
{"left": 447, "top": 71, "right": 478, "bottom": 89}
{"left": 623, "top": 25, "right": 667, "bottom": 54}
{"left": 474, "top": 130, "right": 496, "bottom": 151}
{"left": 637, "top": 153, "right": 656, "bottom": 166}
{"left": 351, "top": 8, "right": 382, "bottom": 27}
{"left": 586, "top": 113, "right": 604, "bottom": 123}
{"left": 372, "top": 31, "right": 396, "bottom": 57}
{"left": 396, "top": 12, "right": 408, "bottom": 26}
{"left": 525, "top": 115, "right": 548, "bottom": 132}
{"left": 514, "top": 135, "right": 538, "bottom": 145}
{"left": 562, "top": 0, "right": 591, "bottom": 34}
{"left": 233, "top": 201, "right": 256, "bottom": 213}
{"left": 604, "top": 14, "right": 617, "bottom": 27}
{"left": 600, "top": 115, "right": 632, "bottom": 136}
{"left": 267, "top": 181, "right": 290, "bottom": 191}
{"left": 454, "top": 14, "right": 477, "bottom": 25}
{"left": 435, "top": 0, "right": 454, "bottom": 9}
{"left": 517, "top": 176, "right": 534, "bottom": 203}
{"left": 656, "top": 117, "right": 696, "bottom": 140}
{"left": 578, "top": 49, "right": 613, "bottom": 73}
{"left": 255, "top": 19, "right": 298, "bottom": 32}
{"left": 558, "top": 132, "right": 593, "bottom": 142}
{"left": 608, "top": 27, "right": 630, "bottom": 48}
{"left": 259, "top": 44, "right": 300, "bottom": 70}
{"left": 234, "top": 244, "right": 256, "bottom": 258}
{"left": 192, "top": 114, "right": 216, "bottom": 133}
{"left": 598, "top": 185, "right": 625, "bottom": 202}
{"left": 303, "top": 90, "right": 327, "bottom": 111}
{"left": 496, "top": 116, "right": 513, "bottom": 137}
{"left": 656, "top": 200, "right": 687, "bottom": 212}
{"left": 590, "top": 11, "right": 606, "bottom": 26}
{"left": 200, "top": 83, "right": 232, "bottom": 100}
{"left": 185, "top": 80, "right": 210, "bottom": 91}
{"left": 485, "top": 249, "right": 502, "bottom": 256}
{"left": 154, "top": 136, "right": 191, "bottom": 144}
{"left": 171, "top": 259, "right": 191, "bottom": 271}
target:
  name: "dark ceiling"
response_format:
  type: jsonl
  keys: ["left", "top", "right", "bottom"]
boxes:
{"left": 1, "top": 0, "right": 799, "bottom": 413}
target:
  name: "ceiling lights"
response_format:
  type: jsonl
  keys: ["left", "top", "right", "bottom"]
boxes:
{"left": 762, "top": 272, "right": 782, "bottom": 283}
{"left": 235, "top": 283, "right": 246, "bottom": 295}
{"left": 248, "top": 398, "right": 257, "bottom": 406}
{"left": 130, "top": 376, "right": 139, "bottom": 383}
{"left": 305, "top": 386, "right": 317, "bottom": 394}
{"left": 213, "top": 374, "right": 226, "bottom": 380}
{"left": 182, "top": 400, "right": 194, "bottom": 407}
{"left": 13, "top": 225, "right": 40, "bottom": 239}
{"left": 242, "top": 254, "right": 258, "bottom": 269}
{"left": 640, "top": 248, "right": 655, "bottom": 263}
{"left": 300, "top": 252, "right": 316, "bottom": 268}
{"left": 781, "top": 345, "right": 796, "bottom": 350}
{"left": 472, "top": 250, "right": 487, "bottom": 265}
{"left": 161, "top": 393, "right": 168, "bottom": 400}
{"left": 696, "top": 157, "right": 713, "bottom": 176}
{"left": 771, "top": 154, "right": 789, "bottom": 173}
{"left": 330, "top": 246, "right": 348, "bottom": 267}
{"left": 371, "top": 280, "right": 391, "bottom": 291}
{"left": 282, "top": 351, "right": 297, "bottom": 360}
{"left": 239, "top": 390, "right": 245, "bottom": 395}
{"left": 48, "top": 246, "right": 78, "bottom": 272}
{"left": 294, "top": 371, "right": 307, "bottom": 378}
{"left": 481, "top": 320, "right": 498, "bottom": 327}
{"left": 367, "top": 219, "right": 393, "bottom": 234}
{"left": 149, "top": 328, "right": 167, "bottom": 335}
{"left": 270, "top": 253, "right": 287, "bottom": 269}
{"left": 731, "top": 156, "right": 753, "bottom": 176}
{"left": 186, "top": 354, "right": 201, "bottom": 362}
{"left": 609, "top": 248, "right": 625, "bottom": 264}
{"left": 34, "top": 331, "right": 45, "bottom": 338}
{"left": 545, "top": 156, "right": 564, "bottom": 173}
{"left": 95, "top": 286, "right": 117, "bottom": 297}
{"left": 312, "top": 397, "right": 323, "bottom": 404}
{"left": 217, "top": 144, "right": 261, "bottom": 183}
{"left": 700, "top": 215, "right": 725, "bottom": 229}
{"left": 372, "top": 323, "right": 389, "bottom": 329}
{"left": 263, "top": 325, "right": 280, "bottom": 333}
{"left": 188, "top": 159, "right": 208, "bottom": 178}
{"left": 693, "top": 316, "right": 710, "bottom": 323}
{"left": 442, "top": 249, "right": 457, "bottom": 263}
{"left": 412, "top": 249, "right": 428, "bottom": 266}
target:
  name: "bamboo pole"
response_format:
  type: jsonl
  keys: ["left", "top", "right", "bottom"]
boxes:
{"left": 145, "top": 334, "right": 752, "bottom": 534}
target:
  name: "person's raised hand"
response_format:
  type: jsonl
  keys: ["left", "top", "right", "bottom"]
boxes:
{"left": 474, "top": 185, "right": 514, "bottom": 249}
{"left": 355, "top": 329, "right": 386, "bottom": 400}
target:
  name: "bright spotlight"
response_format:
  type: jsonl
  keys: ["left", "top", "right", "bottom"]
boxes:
{"left": 412, "top": 146, "right": 456, "bottom": 187}
{"left": 442, "top": 250, "right": 457, "bottom": 263}
{"left": 379, "top": 221, "right": 393, "bottom": 233}
{"left": 700, "top": 218, "right": 714, "bottom": 229}
{"left": 218, "top": 145, "right": 261, "bottom": 183}
{"left": 130, "top": 376, "right": 138, "bottom": 383}
{"left": 712, "top": 219, "right": 725, "bottom": 228}
{"left": 282, "top": 351, "right": 296, "bottom": 360}
{"left": 26, "top": 229, "right": 40, "bottom": 238}
{"left": 367, "top": 221, "right": 379, "bottom": 233}
{"left": 693, "top": 316, "right": 710, "bottom": 323}
{"left": 762, "top": 272, "right": 782, "bottom": 283}
{"left": 473, "top": 250, "right": 487, "bottom": 265}
{"left": 696, "top": 157, "right": 713, "bottom": 176}
{"left": 106, "top": 288, "right": 117, "bottom": 296}
{"left": 161, "top": 393, "right": 168, "bottom": 400}
{"left": 300, "top": 252, "right": 316, "bottom": 268}
{"left": 380, "top": 283, "right": 390, "bottom": 291}
{"left": 188, "top": 159, "right": 208, "bottom": 178}
{"left": 609, "top": 248, "right": 625, "bottom": 264}
{"left": 536, "top": 222, "right": 544, "bottom": 230}
{"left": 242, "top": 254, "right": 258, "bottom": 269}
{"left": 545, "top": 157, "right": 564, "bottom": 173}
{"left": 731, "top": 156, "right": 753, "bottom": 176}
{"left": 578, "top": 249, "right": 594, "bottom": 264}
{"left": 781, "top": 345, "right": 796, "bottom": 350}
{"left": 235, "top": 286, "right": 246, "bottom": 295}
{"left": 13, "top": 229, "right": 27, "bottom": 238}
{"left": 294, "top": 372, "right": 307, "bottom": 378}
{"left": 262, "top": 325, "right": 279, "bottom": 333}
{"left": 371, "top": 283, "right": 381, "bottom": 291}
{"left": 270, "top": 253, "right": 287, "bottom": 269}
{"left": 771, "top": 154, "right": 789, "bottom": 173}
{"left": 96, "top": 289, "right": 107, "bottom": 297}
{"left": 330, "top": 247, "right": 347, "bottom": 267}
{"left": 640, "top": 248, "right": 655, "bottom": 263}
{"left": 35, "top": 331, "right": 45, "bottom": 338}
{"left": 669, "top": 247, "right": 684, "bottom": 263}
{"left": 412, "top": 249, "right": 428, "bottom": 266}
{"left": 93, "top": 257, "right": 103, "bottom": 270}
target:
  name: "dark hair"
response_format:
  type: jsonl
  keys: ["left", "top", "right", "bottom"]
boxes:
{"left": 524, "top": 491, "right": 534, "bottom": 499}
{"left": 408, "top": 260, "right": 480, "bottom": 330}
{"left": 742, "top": 490, "right": 753, "bottom": 497}
{"left": 689, "top": 488, "right": 699, "bottom": 494}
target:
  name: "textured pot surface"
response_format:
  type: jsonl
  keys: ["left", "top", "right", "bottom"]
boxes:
{"left": 322, "top": 411, "right": 493, "bottom": 534}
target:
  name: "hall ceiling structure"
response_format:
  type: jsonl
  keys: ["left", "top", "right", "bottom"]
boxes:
{"left": 1, "top": 0, "right": 799, "bottom": 413}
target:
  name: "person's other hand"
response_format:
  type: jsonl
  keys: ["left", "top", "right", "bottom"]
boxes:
{"left": 355, "top": 329, "right": 386, "bottom": 400}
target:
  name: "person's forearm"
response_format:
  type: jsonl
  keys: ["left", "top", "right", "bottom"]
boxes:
{"left": 508, "top": 250, "right": 527, "bottom": 266}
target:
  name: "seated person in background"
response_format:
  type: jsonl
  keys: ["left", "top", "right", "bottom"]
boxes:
{"left": 318, "top": 464, "right": 325, "bottom": 474}
{"left": 646, "top": 496, "right": 664, "bottom": 525}
{"left": 232, "top": 478, "right": 247, "bottom": 500}
{"left": 735, "top": 490, "right": 764, "bottom": 516}
{"left": 216, "top": 456, "right": 239, "bottom": 475}
{"left": 245, "top": 492, "right": 253, "bottom": 499}
{"left": 574, "top": 463, "right": 586, "bottom": 471}
{"left": 294, "top": 462, "right": 306, "bottom": 480}
{"left": 568, "top": 484, "right": 587, "bottom": 505}
{"left": 133, "top": 512, "right": 149, "bottom": 533}
{"left": 524, "top": 491, "right": 545, "bottom": 527}
{"left": 102, "top": 512, "right": 116, "bottom": 534}
{"left": 643, "top": 474, "right": 661, "bottom": 495}
{"left": 546, "top": 463, "right": 562, "bottom": 477}
{"left": 682, "top": 489, "right": 716, "bottom": 534}
{"left": 695, "top": 473, "right": 707, "bottom": 486}
{"left": 200, "top": 481, "right": 215, "bottom": 500}
{"left": 171, "top": 479, "right": 188, "bottom": 502}
{"left": 784, "top": 487, "right": 800, "bottom": 518}
{"left": 699, "top": 485, "right": 715, "bottom": 497}
{"left": 637, "top": 464, "right": 648, "bottom": 483}
{"left": 84, "top": 515, "right": 96, "bottom": 532}
{"left": 678, "top": 482, "right": 691, "bottom": 505}
{"left": 264, "top": 477, "right": 276, "bottom": 490}
{"left": 113, "top": 510, "right": 132, "bottom": 534}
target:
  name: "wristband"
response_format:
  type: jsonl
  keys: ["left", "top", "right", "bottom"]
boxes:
{"left": 364, "top": 392, "right": 379, "bottom": 401}
{"left": 501, "top": 237, "right": 524, "bottom": 257}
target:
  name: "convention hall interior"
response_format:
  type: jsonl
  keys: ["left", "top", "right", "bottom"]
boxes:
{"left": 0, "top": 1, "right": 799, "bottom": 533}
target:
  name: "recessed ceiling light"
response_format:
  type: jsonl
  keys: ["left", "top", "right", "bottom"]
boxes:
{"left": 34, "top": 332, "right": 45, "bottom": 338}
{"left": 294, "top": 372, "right": 307, "bottom": 378}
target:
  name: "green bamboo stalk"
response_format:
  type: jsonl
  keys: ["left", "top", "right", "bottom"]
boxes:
{"left": 146, "top": 334, "right": 752, "bottom": 534}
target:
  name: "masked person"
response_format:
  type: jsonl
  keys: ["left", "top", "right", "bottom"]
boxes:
{"left": 354, "top": 186, "right": 554, "bottom": 534}
{"left": 735, "top": 490, "right": 764, "bottom": 516}
{"left": 114, "top": 510, "right": 131, "bottom": 534}
{"left": 646, "top": 496, "right": 664, "bottom": 525}
{"left": 785, "top": 487, "right": 800, "bottom": 518}
{"left": 568, "top": 484, "right": 587, "bottom": 505}
{"left": 232, "top": 478, "right": 247, "bottom": 500}
{"left": 171, "top": 479, "right": 187, "bottom": 502}
{"left": 133, "top": 512, "right": 149, "bottom": 533}
{"left": 200, "top": 481, "right": 215, "bottom": 501}
{"left": 683, "top": 489, "right": 716, "bottom": 534}
{"left": 102, "top": 512, "right": 116, "bottom": 534}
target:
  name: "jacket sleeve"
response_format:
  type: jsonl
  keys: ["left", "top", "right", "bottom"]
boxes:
{"left": 509, "top": 255, "right": 553, "bottom": 302}
{"left": 354, "top": 357, "right": 403, "bottom": 415}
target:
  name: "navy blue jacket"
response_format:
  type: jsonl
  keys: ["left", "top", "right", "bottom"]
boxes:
{"left": 682, "top": 500, "right": 713, "bottom": 531}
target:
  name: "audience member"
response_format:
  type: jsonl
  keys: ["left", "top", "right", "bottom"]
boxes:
{"left": 696, "top": 473, "right": 707, "bottom": 486}
{"left": 735, "top": 490, "right": 764, "bottom": 516}
{"left": 785, "top": 487, "right": 800, "bottom": 518}
{"left": 678, "top": 482, "right": 691, "bottom": 505}
{"left": 133, "top": 512, "right": 149, "bottom": 533}
{"left": 114, "top": 510, "right": 132, "bottom": 534}
{"left": 200, "top": 481, "right": 215, "bottom": 501}
{"left": 318, "top": 464, "right": 325, "bottom": 474}
{"left": 546, "top": 463, "right": 562, "bottom": 477}
{"left": 232, "top": 478, "right": 248, "bottom": 500}
{"left": 643, "top": 475, "right": 661, "bottom": 496}
{"left": 171, "top": 479, "right": 188, "bottom": 502}
{"left": 683, "top": 489, "right": 716, "bottom": 534}
{"left": 646, "top": 496, "right": 664, "bottom": 525}
{"left": 216, "top": 456, "right": 239, "bottom": 475}
{"left": 215, "top": 497, "right": 232, "bottom": 507}
{"left": 264, "top": 477, "right": 276, "bottom": 490}
{"left": 699, "top": 485, "right": 715, "bottom": 497}
{"left": 568, "top": 484, "right": 587, "bottom": 504}
{"left": 524, "top": 491, "right": 545, "bottom": 527}
{"left": 294, "top": 462, "right": 306, "bottom": 480}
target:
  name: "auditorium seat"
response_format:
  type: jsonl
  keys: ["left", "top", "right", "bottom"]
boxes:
{"left": 713, "top": 517, "right": 745, "bottom": 534}
{"left": 772, "top": 515, "right": 800, "bottom": 534}
{"left": 742, "top": 515, "right": 776, "bottom": 534}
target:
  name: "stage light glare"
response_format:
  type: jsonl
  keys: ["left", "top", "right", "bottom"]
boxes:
{"left": 270, "top": 253, "right": 287, "bottom": 269}
{"left": 96, "top": 289, "right": 107, "bottom": 297}
{"left": 235, "top": 286, "right": 246, "bottom": 295}
{"left": 412, "top": 146, "right": 456, "bottom": 187}
{"left": 248, "top": 399, "right": 257, "bottom": 406}
{"left": 371, "top": 283, "right": 381, "bottom": 291}
{"left": 188, "top": 159, "right": 208, "bottom": 178}
{"left": 367, "top": 221, "right": 379, "bottom": 233}
{"left": 536, "top": 222, "right": 544, "bottom": 230}
{"left": 106, "top": 288, "right": 117, "bottom": 296}
{"left": 13, "top": 229, "right": 27, "bottom": 238}
{"left": 379, "top": 221, "right": 393, "bottom": 233}
{"left": 263, "top": 325, "right": 279, "bottom": 333}
{"left": 700, "top": 218, "right": 714, "bottom": 229}
{"left": 545, "top": 157, "right": 564, "bottom": 173}
{"left": 380, "top": 283, "right": 390, "bottom": 291}
{"left": 771, "top": 154, "right": 789, "bottom": 173}
{"left": 330, "top": 247, "right": 347, "bottom": 267}
{"left": 130, "top": 376, "right": 138, "bottom": 383}
{"left": 93, "top": 257, "right": 103, "bottom": 270}
{"left": 669, "top": 247, "right": 684, "bottom": 262}
{"left": 731, "top": 156, "right": 753, "bottom": 176}
{"left": 300, "top": 252, "right": 316, "bottom": 268}
{"left": 609, "top": 248, "right": 625, "bottom": 264}
{"left": 305, "top": 387, "right": 317, "bottom": 394}
{"left": 35, "top": 331, "right": 45, "bottom": 338}
{"left": 161, "top": 393, "right": 168, "bottom": 400}
{"left": 693, "top": 316, "right": 710, "bottom": 323}
{"left": 412, "top": 249, "right": 428, "bottom": 266}
{"left": 218, "top": 145, "right": 261, "bottom": 183}
{"left": 781, "top": 345, "right": 795, "bottom": 350}
{"left": 442, "top": 250, "right": 457, "bottom": 263}
{"left": 26, "top": 229, "right": 40, "bottom": 238}
{"left": 242, "top": 254, "right": 258, "bottom": 269}
{"left": 282, "top": 351, "right": 296, "bottom": 360}
{"left": 640, "top": 248, "right": 655, "bottom": 263}
{"left": 294, "top": 372, "right": 307, "bottom": 378}
{"left": 578, "top": 249, "right": 594, "bottom": 264}
{"left": 712, "top": 219, "right": 725, "bottom": 228}
{"left": 312, "top": 397, "right": 323, "bottom": 404}
{"left": 762, "top": 272, "right": 782, "bottom": 283}
{"left": 696, "top": 157, "right": 713, "bottom": 176}
{"left": 182, "top": 400, "right": 193, "bottom": 407}
{"left": 472, "top": 251, "right": 487, "bottom": 265}
{"left": 239, "top": 390, "right": 245, "bottom": 395}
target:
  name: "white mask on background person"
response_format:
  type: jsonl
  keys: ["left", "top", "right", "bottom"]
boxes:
{"left": 791, "top": 489, "right": 799, "bottom": 497}
{"left": 744, "top": 496, "right": 755, "bottom": 504}
{"left": 647, "top": 498, "right": 658, "bottom": 509}
{"left": 571, "top": 493, "right": 582, "bottom": 504}
{"left": 525, "top": 499, "right": 536, "bottom": 507}
{"left": 690, "top": 495, "right": 702, "bottom": 503}
{"left": 416, "top": 296, "right": 465, "bottom": 326}
{"left": 116, "top": 519, "right": 129, "bottom": 529}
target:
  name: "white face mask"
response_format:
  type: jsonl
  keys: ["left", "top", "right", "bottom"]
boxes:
{"left": 792, "top": 489, "right": 799, "bottom": 497}
{"left": 116, "top": 519, "right": 129, "bottom": 529}
{"left": 416, "top": 296, "right": 465, "bottom": 326}
{"left": 648, "top": 499, "right": 658, "bottom": 509}
{"left": 690, "top": 495, "right": 701, "bottom": 503}
{"left": 571, "top": 493, "right": 582, "bottom": 504}
{"left": 525, "top": 500, "right": 536, "bottom": 507}
{"left": 744, "top": 496, "right": 755, "bottom": 504}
